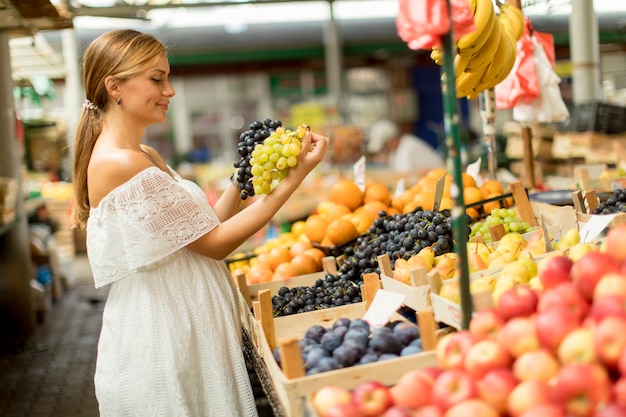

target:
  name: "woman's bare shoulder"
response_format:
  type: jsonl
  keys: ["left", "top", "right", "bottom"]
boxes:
{"left": 88, "top": 149, "right": 153, "bottom": 208}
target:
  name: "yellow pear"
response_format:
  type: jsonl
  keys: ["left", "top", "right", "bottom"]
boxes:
{"left": 408, "top": 246, "right": 435, "bottom": 271}
{"left": 554, "top": 228, "right": 580, "bottom": 251}
{"left": 438, "top": 280, "right": 460, "bottom": 304}
{"left": 567, "top": 242, "right": 598, "bottom": 262}
{"left": 470, "top": 276, "right": 496, "bottom": 293}
{"left": 487, "top": 249, "right": 517, "bottom": 268}
{"left": 500, "top": 260, "right": 532, "bottom": 285}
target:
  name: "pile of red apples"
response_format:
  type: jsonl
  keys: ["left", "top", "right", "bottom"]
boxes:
{"left": 312, "top": 224, "right": 626, "bottom": 417}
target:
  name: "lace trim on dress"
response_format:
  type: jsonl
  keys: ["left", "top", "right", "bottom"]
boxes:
{"left": 86, "top": 167, "right": 217, "bottom": 287}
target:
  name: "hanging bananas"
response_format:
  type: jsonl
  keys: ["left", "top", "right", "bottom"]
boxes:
{"left": 429, "top": 0, "right": 525, "bottom": 99}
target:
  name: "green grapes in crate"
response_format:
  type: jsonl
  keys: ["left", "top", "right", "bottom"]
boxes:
{"left": 469, "top": 208, "right": 532, "bottom": 242}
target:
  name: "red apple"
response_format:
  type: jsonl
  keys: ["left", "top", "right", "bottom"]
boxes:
{"left": 605, "top": 223, "right": 626, "bottom": 263}
{"left": 552, "top": 363, "right": 612, "bottom": 417}
{"left": 468, "top": 308, "right": 505, "bottom": 341}
{"left": 431, "top": 369, "right": 478, "bottom": 411}
{"left": 535, "top": 306, "right": 580, "bottom": 352}
{"left": 612, "top": 376, "right": 626, "bottom": 407}
{"left": 588, "top": 294, "right": 626, "bottom": 323}
{"left": 476, "top": 368, "right": 519, "bottom": 414}
{"left": 619, "top": 348, "right": 626, "bottom": 375}
{"left": 594, "top": 315, "right": 626, "bottom": 369}
{"left": 435, "top": 331, "right": 477, "bottom": 370}
{"left": 443, "top": 399, "right": 499, "bottom": 417}
{"left": 594, "top": 272, "right": 626, "bottom": 302}
{"left": 513, "top": 349, "right": 560, "bottom": 383}
{"left": 413, "top": 405, "right": 444, "bottom": 417}
{"left": 497, "top": 285, "right": 539, "bottom": 320}
{"left": 595, "top": 404, "right": 626, "bottom": 417}
{"left": 352, "top": 380, "right": 393, "bottom": 416}
{"left": 556, "top": 327, "right": 595, "bottom": 365}
{"left": 324, "top": 401, "right": 363, "bottom": 417}
{"left": 463, "top": 339, "right": 512, "bottom": 380}
{"left": 570, "top": 252, "right": 621, "bottom": 301}
{"left": 537, "top": 282, "right": 589, "bottom": 322}
{"left": 382, "top": 405, "right": 419, "bottom": 417}
{"left": 390, "top": 368, "right": 438, "bottom": 410}
{"left": 518, "top": 404, "right": 566, "bottom": 417}
{"left": 507, "top": 380, "right": 554, "bottom": 417}
{"left": 497, "top": 316, "right": 540, "bottom": 358}
{"left": 538, "top": 255, "right": 573, "bottom": 289}
{"left": 312, "top": 385, "right": 353, "bottom": 417}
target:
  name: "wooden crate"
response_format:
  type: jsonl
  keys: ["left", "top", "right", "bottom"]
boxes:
{"left": 253, "top": 299, "right": 440, "bottom": 417}
{"left": 377, "top": 254, "right": 431, "bottom": 312}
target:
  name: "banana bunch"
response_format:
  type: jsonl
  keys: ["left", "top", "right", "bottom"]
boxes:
{"left": 431, "top": 0, "right": 525, "bottom": 99}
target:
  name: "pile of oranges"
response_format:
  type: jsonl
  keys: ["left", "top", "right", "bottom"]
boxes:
{"left": 391, "top": 168, "right": 512, "bottom": 221}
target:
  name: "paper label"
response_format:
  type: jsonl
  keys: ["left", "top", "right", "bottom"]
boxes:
{"left": 353, "top": 156, "right": 366, "bottom": 193}
{"left": 394, "top": 178, "right": 406, "bottom": 199}
{"left": 362, "top": 289, "right": 406, "bottom": 330}
{"left": 580, "top": 213, "right": 617, "bottom": 243}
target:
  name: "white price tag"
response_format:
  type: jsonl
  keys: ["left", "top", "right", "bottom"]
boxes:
{"left": 466, "top": 157, "right": 482, "bottom": 186}
{"left": 362, "top": 289, "right": 406, "bottom": 330}
{"left": 353, "top": 156, "right": 366, "bottom": 193}
{"left": 580, "top": 214, "right": 617, "bottom": 243}
{"left": 394, "top": 178, "right": 406, "bottom": 199}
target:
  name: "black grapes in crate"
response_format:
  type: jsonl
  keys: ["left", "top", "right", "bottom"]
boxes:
{"left": 272, "top": 317, "right": 424, "bottom": 375}
{"left": 272, "top": 208, "right": 469, "bottom": 317}
{"left": 233, "top": 118, "right": 282, "bottom": 200}
{"left": 592, "top": 188, "right": 626, "bottom": 215}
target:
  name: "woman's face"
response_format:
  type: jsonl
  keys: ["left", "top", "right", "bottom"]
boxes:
{"left": 120, "top": 53, "right": 175, "bottom": 125}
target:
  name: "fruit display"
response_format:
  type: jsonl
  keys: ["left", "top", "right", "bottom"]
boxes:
{"left": 272, "top": 208, "right": 462, "bottom": 317}
{"left": 311, "top": 223, "right": 626, "bottom": 417}
{"left": 233, "top": 118, "right": 307, "bottom": 200}
{"left": 272, "top": 317, "right": 424, "bottom": 376}
{"left": 430, "top": 0, "right": 525, "bottom": 99}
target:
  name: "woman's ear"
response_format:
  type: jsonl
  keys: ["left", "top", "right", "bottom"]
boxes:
{"left": 104, "top": 76, "right": 119, "bottom": 96}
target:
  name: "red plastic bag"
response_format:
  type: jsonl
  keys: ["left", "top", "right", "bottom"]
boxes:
{"left": 495, "top": 18, "right": 556, "bottom": 109}
{"left": 397, "top": 0, "right": 476, "bottom": 50}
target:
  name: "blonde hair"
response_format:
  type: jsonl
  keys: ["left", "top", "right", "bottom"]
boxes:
{"left": 71, "top": 30, "right": 167, "bottom": 229}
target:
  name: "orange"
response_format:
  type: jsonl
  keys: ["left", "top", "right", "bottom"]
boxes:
{"left": 462, "top": 173, "right": 477, "bottom": 189}
{"left": 304, "top": 214, "right": 329, "bottom": 243}
{"left": 426, "top": 167, "right": 447, "bottom": 181}
{"left": 346, "top": 211, "right": 375, "bottom": 234}
{"left": 483, "top": 192, "right": 504, "bottom": 215}
{"left": 246, "top": 263, "right": 273, "bottom": 284}
{"left": 360, "top": 201, "right": 390, "bottom": 220}
{"left": 463, "top": 186, "right": 484, "bottom": 206}
{"left": 303, "top": 248, "right": 326, "bottom": 270}
{"left": 266, "top": 246, "right": 292, "bottom": 271}
{"left": 290, "top": 220, "right": 307, "bottom": 236}
{"left": 412, "top": 190, "right": 435, "bottom": 211}
{"left": 391, "top": 190, "right": 412, "bottom": 212}
{"left": 480, "top": 179, "right": 504, "bottom": 198}
{"left": 329, "top": 180, "right": 363, "bottom": 211}
{"left": 272, "top": 262, "right": 297, "bottom": 281}
{"left": 466, "top": 206, "right": 480, "bottom": 221}
{"left": 403, "top": 200, "right": 422, "bottom": 214}
{"left": 321, "top": 203, "right": 352, "bottom": 222}
{"left": 325, "top": 218, "right": 360, "bottom": 246}
{"left": 290, "top": 253, "right": 319, "bottom": 275}
{"left": 289, "top": 240, "right": 314, "bottom": 258}
{"left": 363, "top": 182, "right": 391, "bottom": 205}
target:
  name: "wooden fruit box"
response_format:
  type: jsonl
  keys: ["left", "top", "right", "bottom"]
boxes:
{"left": 378, "top": 253, "right": 431, "bottom": 312}
{"left": 252, "top": 283, "right": 441, "bottom": 417}
{"left": 235, "top": 256, "right": 340, "bottom": 309}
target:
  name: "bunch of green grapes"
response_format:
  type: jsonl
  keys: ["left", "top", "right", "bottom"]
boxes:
{"left": 249, "top": 124, "right": 308, "bottom": 195}
{"left": 469, "top": 208, "right": 532, "bottom": 242}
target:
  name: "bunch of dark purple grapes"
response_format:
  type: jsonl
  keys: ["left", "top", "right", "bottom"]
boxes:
{"left": 592, "top": 188, "right": 626, "bottom": 215}
{"left": 272, "top": 317, "right": 423, "bottom": 375}
{"left": 233, "top": 118, "right": 282, "bottom": 200}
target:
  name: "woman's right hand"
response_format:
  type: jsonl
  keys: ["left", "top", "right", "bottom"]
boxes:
{"left": 288, "top": 128, "right": 330, "bottom": 181}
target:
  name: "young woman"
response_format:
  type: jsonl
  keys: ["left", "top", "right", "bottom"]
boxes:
{"left": 72, "top": 29, "right": 329, "bottom": 416}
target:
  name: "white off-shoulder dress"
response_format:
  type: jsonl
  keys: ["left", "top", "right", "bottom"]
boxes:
{"left": 86, "top": 166, "right": 258, "bottom": 417}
